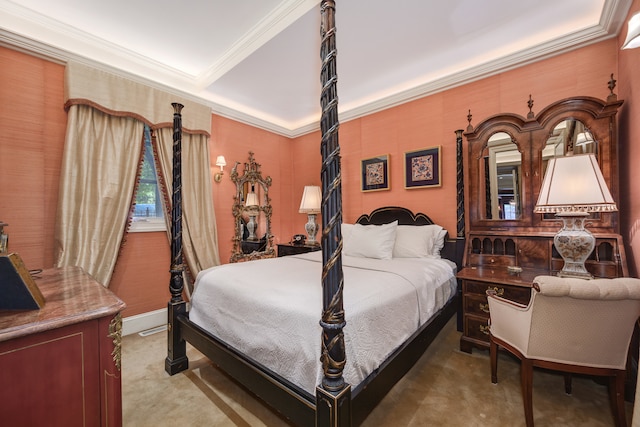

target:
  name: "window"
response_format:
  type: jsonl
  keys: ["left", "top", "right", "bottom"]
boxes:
{"left": 130, "top": 126, "right": 165, "bottom": 232}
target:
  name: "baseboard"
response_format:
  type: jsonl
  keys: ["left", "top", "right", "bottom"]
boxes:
{"left": 122, "top": 308, "right": 166, "bottom": 336}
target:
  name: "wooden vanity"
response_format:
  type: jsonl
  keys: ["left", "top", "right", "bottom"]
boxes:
{"left": 457, "top": 87, "right": 627, "bottom": 353}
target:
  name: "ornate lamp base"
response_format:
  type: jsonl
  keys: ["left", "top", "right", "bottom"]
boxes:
{"left": 305, "top": 213, "right": 320, "bottom": 245}
{"left": 247, "top": 214, "right": 258, "bottom": 241}
{"left": 554, "top": 212, "right": 594, "bottom": 279}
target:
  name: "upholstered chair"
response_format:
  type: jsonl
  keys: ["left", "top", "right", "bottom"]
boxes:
{"left": 487, "top": 275, "right": 640, "bottom": 427}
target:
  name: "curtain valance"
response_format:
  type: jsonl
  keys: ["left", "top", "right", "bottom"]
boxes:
{"left": 64, "top": 61, "right": 211, "bottom": 135}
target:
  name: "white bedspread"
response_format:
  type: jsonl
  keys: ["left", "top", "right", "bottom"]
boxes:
{"left": 189, "top": 252, "right": 456, "bottom": 395}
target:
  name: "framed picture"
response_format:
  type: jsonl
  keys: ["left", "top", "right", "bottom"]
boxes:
{"left": 404, "top": 146, "right": 441, "bottom": 189}
{"left": 361, "top": 154, "right": 390, "bottom": 192}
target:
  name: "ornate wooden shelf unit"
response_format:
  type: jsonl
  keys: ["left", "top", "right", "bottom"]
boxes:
{"left": 458, "top": 87, "right": 627, "bottom": 353}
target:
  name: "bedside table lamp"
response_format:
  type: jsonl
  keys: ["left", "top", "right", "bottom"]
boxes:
{"left": 299, "top": 185, "right": 322, "bottom": 245}
{"left": 245, "top": 191, "right": 259, "bottom": 241}
{"left": 534, "top": 153, "right": 617, "bottom": 279}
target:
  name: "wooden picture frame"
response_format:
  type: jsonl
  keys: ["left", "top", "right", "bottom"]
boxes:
{"left": 361, "top": 154, "right": 390, "bottom": 192}
{"left": 404, "top": 146, "right": 441, "bottom": 189}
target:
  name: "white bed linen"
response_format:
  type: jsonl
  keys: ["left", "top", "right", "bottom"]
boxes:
{"left": 189, "top": 251, "right": 456, "bottom": 395}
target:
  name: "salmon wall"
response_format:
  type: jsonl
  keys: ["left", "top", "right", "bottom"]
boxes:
{"left": 2, "top": 31, "right": 638, "bottom": 319}
{"left": 296, "top": 39, "right": 621, "bottom": 239}
{"left": 618, "top": 0, "right": 640, "bottom": 277}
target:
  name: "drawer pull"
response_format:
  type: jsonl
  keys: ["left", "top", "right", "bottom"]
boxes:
{"left": 487, "top": 286, "right": 504, "bottom": 297}
{"left": 479, "top": 303, "right": 490, "bottom": 313}
{"left": 480, "top": 324, "right": 491, "bottom": 335}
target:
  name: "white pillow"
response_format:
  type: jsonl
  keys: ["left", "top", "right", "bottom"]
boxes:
{"left": 393, "top": 224, "right": 444, "bottom": 258}
{"left": 343, "top": 221, "right": 398, "bottom": 259}
{"left": 341, "top": 223, "right": 355, "bottom": 249}
{"left": 431, "top": 229, "right": 448, "bottom": 258}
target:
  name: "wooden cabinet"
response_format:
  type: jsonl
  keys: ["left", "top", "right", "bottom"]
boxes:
{"left": 459, "top": 89, "right": 628, "bottom": 353}
{"left": 0, "top": 267, "right": 126, "bottom": 426}
{"left": 277, "top": 243, "right": 321, "bottom": 257}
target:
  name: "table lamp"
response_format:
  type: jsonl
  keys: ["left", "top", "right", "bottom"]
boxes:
{"left": 534, "top": 154, "right": 617, "bottom": 278}
{"left": 299, "top": 186, "right": 322, "bottom": 245}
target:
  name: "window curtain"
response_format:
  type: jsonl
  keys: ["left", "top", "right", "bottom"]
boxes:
{"left": 155, "top": 128, "right": 221, "bottom": 292}
{"left": 55, "top": 105, "right": 144, "bottom": 286}
{"left": 56, "top": 61, "right": 219, "bottom": 287}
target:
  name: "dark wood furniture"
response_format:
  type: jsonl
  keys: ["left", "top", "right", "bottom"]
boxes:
{"left": 458, "top": 87, "right": 627, "bottom": 354}
{"left": 277, "top": 242, "right": 321, "bottom": 257}
{"left": 165, "top": 4, "right": 465, "bottom": 426}
{"left": 0, "top": 266, "right": 125, "bottom": 426}
{"left": 166, "top": 204, "right": 462, "bottom": 426}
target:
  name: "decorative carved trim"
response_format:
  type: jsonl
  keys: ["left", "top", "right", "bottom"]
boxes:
{"left": 108, "top": 313, "right": 123, "bottom": 371}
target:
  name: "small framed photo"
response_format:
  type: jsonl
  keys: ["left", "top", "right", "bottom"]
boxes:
{"left": 361, "top": 154, "right": 390, "bottom": 192}
{"left": 404, "top": 146, "right": 441, "bottom": 189}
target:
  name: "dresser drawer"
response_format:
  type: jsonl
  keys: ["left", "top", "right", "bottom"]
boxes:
{"left": 463, "top": 293, "right": 491, "bottom": 317}
{"left": 464, "top": 315, "right": 491, "bottom": 343}
{"left": 463, "top": 281, "right": 531, "bottom": 305}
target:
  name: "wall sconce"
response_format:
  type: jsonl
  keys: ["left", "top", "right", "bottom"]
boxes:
{"left": 213, "top": 155, "right": 226, "bottom": 183}
{"left": 299, "top": 185, "right": 322, "bottom": 245}
{"left": 622, "top": 11, "right": 640, "bottom": 50}
{"left": 534, "top": 154, "right": 617, "bottom": 279}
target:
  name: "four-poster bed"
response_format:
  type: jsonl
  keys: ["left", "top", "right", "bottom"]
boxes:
{"left": 165, "top": 2, "right": 465, "bottom": 425}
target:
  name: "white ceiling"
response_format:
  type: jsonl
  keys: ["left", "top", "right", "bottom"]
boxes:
{"left": 0, "top": 0, "right": 633, "bottom": 136}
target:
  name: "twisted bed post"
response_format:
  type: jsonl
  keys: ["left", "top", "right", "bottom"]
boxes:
{"left": 316, "top": 1, "right": 351, "bottom": 425}
{"left": 165, "top": 102, "right": 188, "bottom": 375}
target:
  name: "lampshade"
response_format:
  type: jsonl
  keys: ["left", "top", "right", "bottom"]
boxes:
{"left": 299, "top": 186, "right": 322, "bottom": 214}
{"left": 245, "top": 192, "right": 259, "bottom": 207}
{"left": 215, "top": 155, "right": 227, "bottom": 168}
{"left": 622, "top": 11, "right": 640, "bottom": 50}
{"left": 574, "top": 132, "right": 593, "bottom": 146}
{"left": 534, "top": 154, "right": 617, "bottom": 214}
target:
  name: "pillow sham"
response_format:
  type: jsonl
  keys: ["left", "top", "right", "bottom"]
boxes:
{"left": 431, "top": 229, "right": 448, "bottom": 258}
{"left": 343, "top": 221, "right": 398, "bottom": 259}
{"left": 392, "top": 224, "right": 444, "bottom": 258}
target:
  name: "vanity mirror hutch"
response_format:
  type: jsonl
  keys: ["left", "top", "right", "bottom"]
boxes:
{"left": 458, "top": 81, "right": 627, "bottom": 353}
{"left": 230, "top": 152, "right": 275, "bottom": 263}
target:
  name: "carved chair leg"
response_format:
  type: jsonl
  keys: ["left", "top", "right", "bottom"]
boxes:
{"left": 520, "top": 358, "right": 534, "bottom": 427}
{"left": 490, "top": 336, "right": 498, "bottom": 384}
{"left": 563, "top": 373, "right": 572, "bottom": 394}
{"left": 608, "top": 371, "right": 627, "bottom": 427}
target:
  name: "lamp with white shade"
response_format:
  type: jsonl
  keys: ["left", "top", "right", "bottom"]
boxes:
{"left": 299, "top": 185, "right": 322, "bottom": 245}
{"left": 213, "top": 155, "right": 227, "bottom": 183}
{"left": 622, "top": 11, "right": 640, "bottom": 50}
{"left": 534, "top": 153, "right": 617, "bottom": 279}
{"left": 245, "top": 190, "right": 259, "bottom": 241}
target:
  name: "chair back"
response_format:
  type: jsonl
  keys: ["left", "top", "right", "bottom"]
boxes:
{"left": 526, "top": 276, "right": 640, "bottom": 369}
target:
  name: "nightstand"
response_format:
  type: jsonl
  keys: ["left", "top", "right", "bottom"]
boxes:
{"left": 277, "top": 243, "right": 321, "bottom": 257}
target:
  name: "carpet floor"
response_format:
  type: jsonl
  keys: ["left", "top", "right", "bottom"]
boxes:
{"left": 121, "top": 317, "right": 634, "bottom": 426}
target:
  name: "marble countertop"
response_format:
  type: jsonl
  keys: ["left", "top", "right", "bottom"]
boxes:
{"left": 0, "top": 266, "right": 126, "bottom": 342}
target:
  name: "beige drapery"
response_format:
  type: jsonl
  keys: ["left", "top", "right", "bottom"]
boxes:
{"left": 155, "top": 128, "right": 221, "bottom": 291}
{"left": 55, "top": 105, "right": 144, "bottom": 286}
{"left": 57, "top": 62, "right": 220, "bottom": 287}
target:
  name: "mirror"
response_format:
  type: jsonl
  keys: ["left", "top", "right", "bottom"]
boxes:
{"left": 230, "top": 152, "right": 275, "bottom": 263}
{"left": 544, "top": 119, "right": 596, "bottom": 161}
{"left": 479, "top": 132, "right": 522, "bottom": 220}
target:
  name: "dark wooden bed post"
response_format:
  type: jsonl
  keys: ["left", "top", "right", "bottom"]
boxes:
{"left": 165, "top": 102, "right": 189, "bottom": 375}
{"left": 454, "top": 129, "right": 466, "bottom": 331}
{"left": 316, "top": 1, "right": 351, "bottom": 425}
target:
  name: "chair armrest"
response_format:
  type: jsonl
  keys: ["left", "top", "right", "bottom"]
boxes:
{"left": 486, "top": 288, "right": 534, "bottom": 354}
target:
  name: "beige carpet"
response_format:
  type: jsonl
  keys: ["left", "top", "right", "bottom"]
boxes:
{"left": 122, "top": 317, "right": 634, "bottom": 426}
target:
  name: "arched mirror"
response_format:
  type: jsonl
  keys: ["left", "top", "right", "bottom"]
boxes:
{"left": 230, "top": 152, "right": 275, "bottom": 262}
{"left": 543, "top": 119, "right": 596, "bottom": 161}
{"left": 478, "top": 132, "right": 522, "bottom": 220}
{"left": 466, "top": 93, "right": 622, "bottom": 232}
